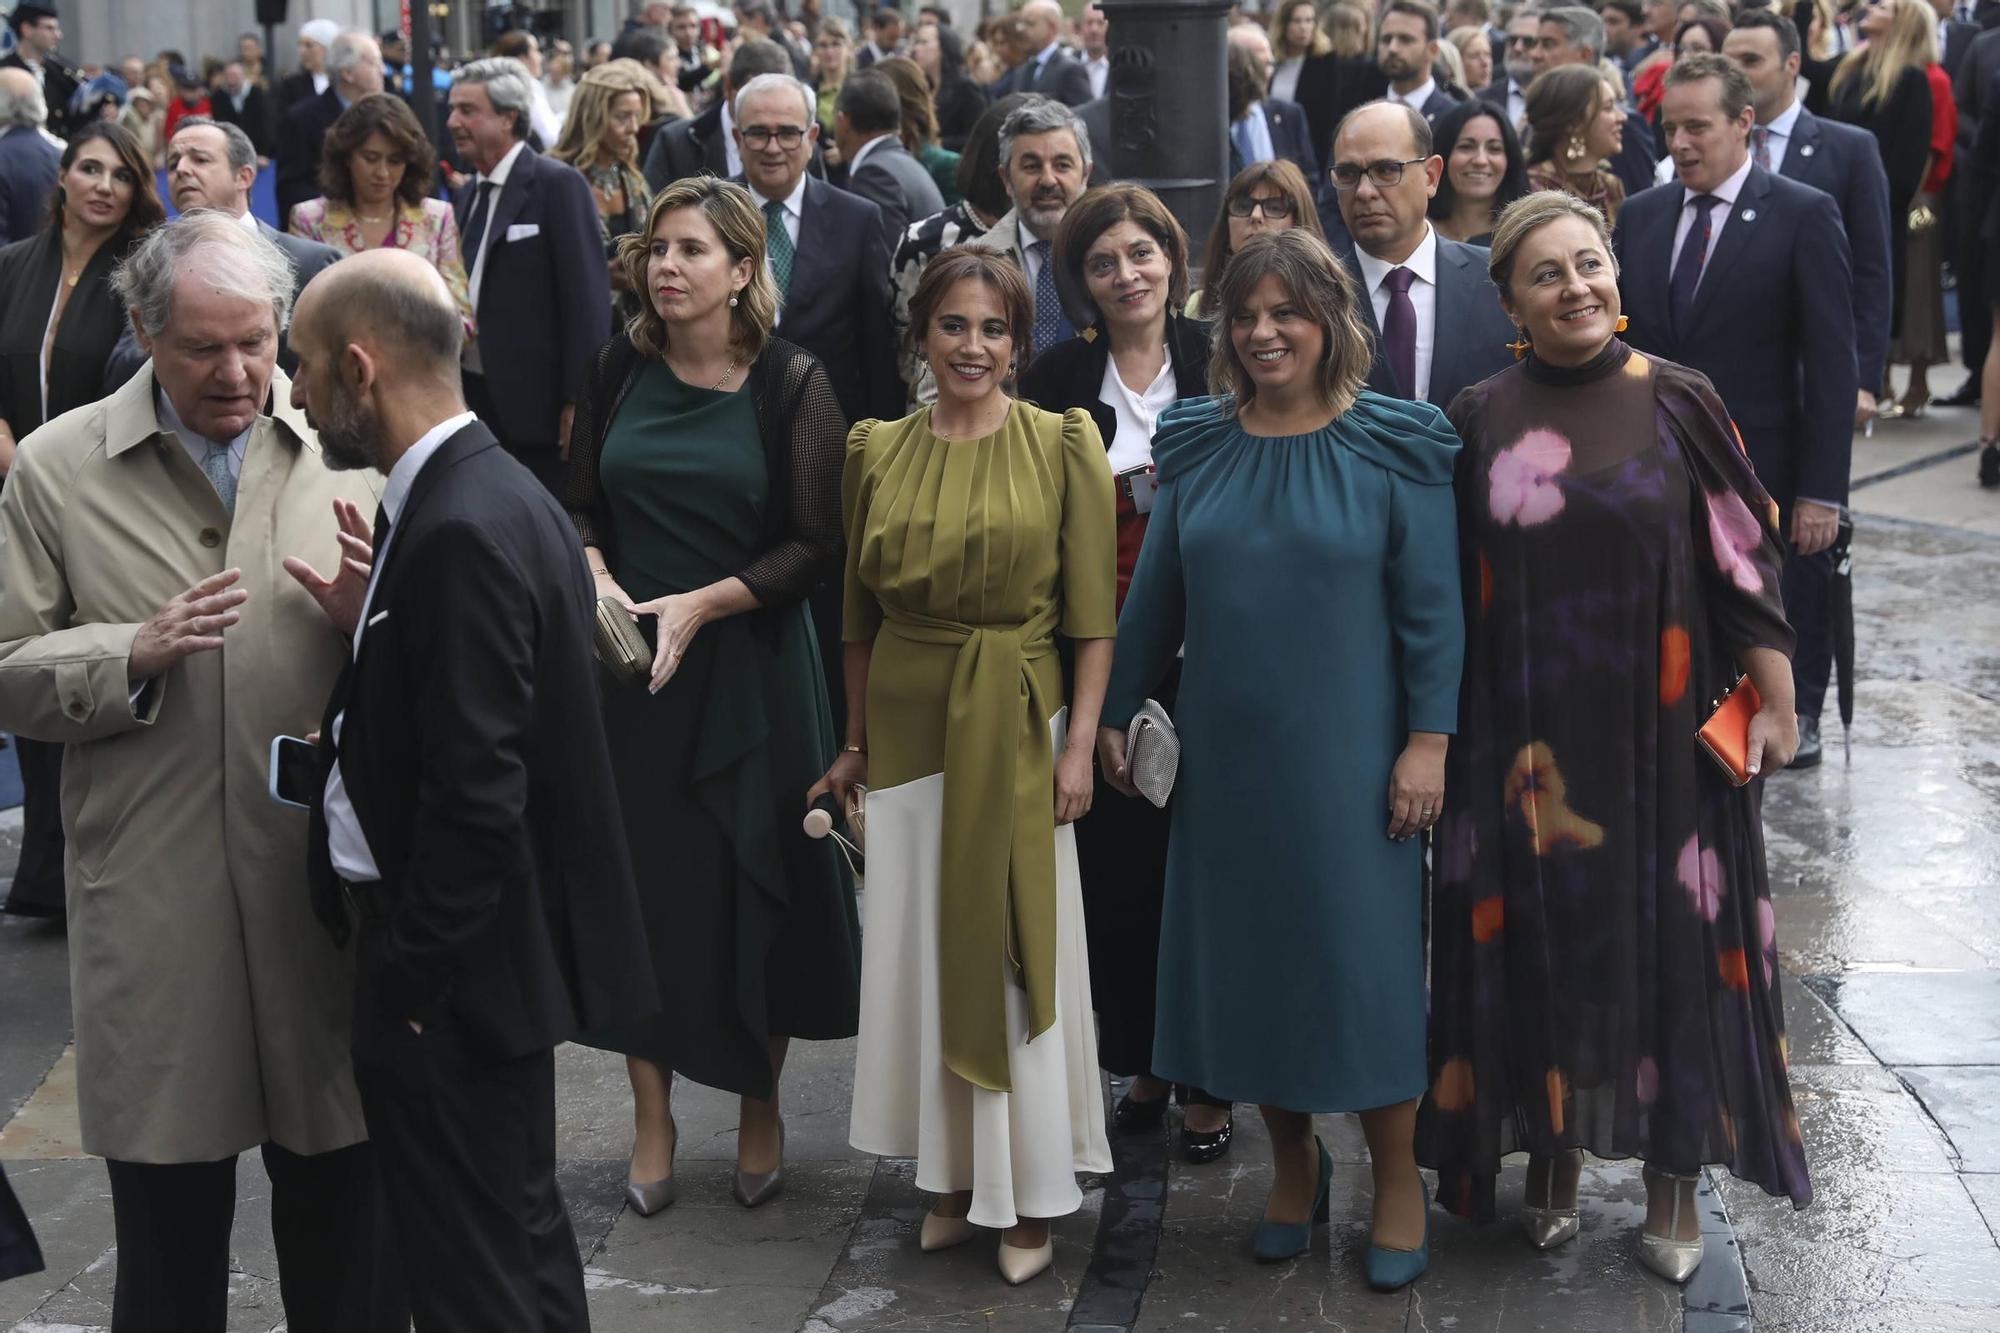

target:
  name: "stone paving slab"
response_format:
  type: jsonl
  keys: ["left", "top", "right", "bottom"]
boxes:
{"left": 1895, "top": 1067, "right": 2000, "bottom": 1174}
{"left": 1803, "top": 972, "right": 2000, "bottom": 1068}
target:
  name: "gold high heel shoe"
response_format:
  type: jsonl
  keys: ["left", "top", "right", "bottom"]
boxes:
{"left": 1637, "top": 1167, "right": 1704, "bottom": 1283}
{"left": 1522, "top": 1149, "right": 1581, "bottom": 1250}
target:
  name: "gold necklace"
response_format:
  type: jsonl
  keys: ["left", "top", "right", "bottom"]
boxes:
{"left": 711, "top": 358, "right": 739, "bottom": 391}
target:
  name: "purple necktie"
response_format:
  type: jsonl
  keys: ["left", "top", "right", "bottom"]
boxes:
{"left": 1382, "top": 266, "right": 1418, "bottom": 399}
{"left": 1669, "top": 194, "right": 1722, "bottom": 333}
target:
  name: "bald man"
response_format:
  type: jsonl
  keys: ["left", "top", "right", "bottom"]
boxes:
{"left": 999, "top": 0, "right": 1095, "bottom": 105}
{"left": 289, "top": 250, "right": 653, "bottom": 1331}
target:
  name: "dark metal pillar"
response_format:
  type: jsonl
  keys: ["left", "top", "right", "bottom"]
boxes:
{"left": 408, "top": 0, "right": 437, "bottom": 145}
{"left": 1096, "top": 0, "right": 1230, "bottom": 261}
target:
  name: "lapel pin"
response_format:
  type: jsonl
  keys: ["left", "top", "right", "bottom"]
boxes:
{"left": 1741, "top": 209, "right": 1757, "bottom": 222}
{"left": 1801, "top": 145, "right": 1815, "bottom": 157}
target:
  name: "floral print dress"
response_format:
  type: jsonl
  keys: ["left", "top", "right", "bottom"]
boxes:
{"left": 1416, "top": 340, "right": 1813, "bottom": 1215}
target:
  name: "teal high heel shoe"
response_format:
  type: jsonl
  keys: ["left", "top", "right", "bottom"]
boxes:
{"left": 1253, "top": 1136, "right": 1332, "bottom": 1263}
{"left": 1365, "top": 1177, "right": 1432, "bottom": 1291}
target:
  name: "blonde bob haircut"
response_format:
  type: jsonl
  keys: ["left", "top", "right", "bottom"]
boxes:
{"left": 1486, "top": 189, "right": 1617, "bottom": 297}
{"left": 1207, "top": 228, "right": 1372, "bottom": 413}
{"left": 618, "top": 176, "right": 780, "bottom": 362}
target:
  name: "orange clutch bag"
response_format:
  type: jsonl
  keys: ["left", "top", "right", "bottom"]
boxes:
{"left": 1697, "top": 676, "right": 1763, "bottom": 786}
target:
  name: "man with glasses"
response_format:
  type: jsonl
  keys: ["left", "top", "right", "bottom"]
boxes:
{"left": 1476, "top": 6, "right": 1544, "bottom": 132}
{"left": 1331, "top": 101, "right": 1516, "bottom": 409}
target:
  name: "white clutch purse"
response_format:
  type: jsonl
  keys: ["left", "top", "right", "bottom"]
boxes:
{"left": 1125, "top": 699, "right": 1179, "bottom": 808}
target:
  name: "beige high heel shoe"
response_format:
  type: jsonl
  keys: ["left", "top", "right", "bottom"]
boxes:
{"left": 920, "top": 1204, "right": 978, "bottom": 1253}
{"left": 1523, "top": 1149, "right": 1582, "bottom": 1250}
{"left": 997, "top": 1232, "right": 1054, "bottom": 1284}
{"left": 1637, "top": 1167, "right": 1704, "bottom": 1283}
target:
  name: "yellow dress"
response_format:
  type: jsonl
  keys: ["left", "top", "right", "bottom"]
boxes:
{"left": 843, "top": 400, "right": 1118, "bottom": 1227}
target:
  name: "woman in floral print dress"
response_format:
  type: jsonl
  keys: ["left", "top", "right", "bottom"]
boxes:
{"left": 1416, "top": 193, "right": 1812, "bottom": 1286}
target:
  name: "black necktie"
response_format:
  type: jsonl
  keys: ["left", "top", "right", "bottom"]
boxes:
{"left": 1669, "top": 194, "right": 1722, "bottom": 332}
{"left": 461, "top": 180, "right": 495, "bottom": 264}
{"left": 371, "top": 503, "right": 389, "bottom": 560}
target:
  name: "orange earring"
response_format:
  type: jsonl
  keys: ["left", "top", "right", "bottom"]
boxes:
{"left": 1508, "top": 329, "right": 1530, "bottom": 360}
{"left": 1615, "top": 315, "right": 1630, "bottom": 334}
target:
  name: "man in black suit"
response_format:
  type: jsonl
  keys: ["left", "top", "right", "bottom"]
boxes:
{"left": 288, "top": 248, "right": 654, "bottom": 1333}
{"left": 0, "top": 69, "right": 60, "bottom": 246}
{"left": 278, "top": 30, "right": 386, "bottom": 233}
{"left": 1, "top": 5, "right": 75, "bottom": 140}
{"left": 669, "top": 5, "right": 721, "bottom": 94}
{"left": 212, "top": 60, "right": 277, "bottom": 161}
{"left": 1378, "top": 0, "right": 1463, "bottom": 125}
{"left": 1332, "top": 102, "right": 1517, "bottom": 410}
{"left": 1947, "top": 9, "right": 2000, "bottom": 403}
{"left": 277, "top": 19, "right": 341, "bottom": 112}
{"left": 1616, "top": 53, "right": 1857, "bottom": 767}
{"left": 446, "top": 57, "right": 610, "bottom": 496}
{"left": 998, "top": 0, "right": 1095, "bottom": 106}
{"left": 1225, "top": 33, "right": 1322, "bottom": 181}
{"left": 1533, "top": 6, "right": 1661, "bottom": 197}
{"left": 856, "top": 6, "right": 906, "bottom": 69}
{"left": 644, "top": 38, "right": 794, "bottom": 191}
{"left": 836, "top": 69, "right": 945, "bottom": 247}
{"left": 1726, "top": 12, "right": 1892, "bottom": 427}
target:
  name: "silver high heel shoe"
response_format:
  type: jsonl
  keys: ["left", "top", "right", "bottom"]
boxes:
{"left": 733, "top": 1116, "right": 786, "bottom": 1208}
{"left": 1523, "top": 1149, "right": 1581, "bottom": 1250}
{"left": 624, "top": 1114, "right": 678, "bottom": 1217}
{"left": 1637, "top": 1167, "right": 1704, "bottom": 1283}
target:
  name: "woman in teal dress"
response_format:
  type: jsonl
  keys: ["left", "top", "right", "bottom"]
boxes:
{"left": 1098, "top": 230, "right": 1464, "bottom": 1288}
{"left": 564, "top": 178, "right": 860, "bottom": 1216}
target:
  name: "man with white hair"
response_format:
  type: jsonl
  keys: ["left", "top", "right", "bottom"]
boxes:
{"left": 278, "top": 29, "right": 386, "bottom": 232}
{"left": 0, "top": 67, "right": 60, "bottom": 245}
{"left": 998, "top": 0, "right": 1095, "bottom": 105}
{"left": 0, "top": 211, "right": 397, "bottom": 1329}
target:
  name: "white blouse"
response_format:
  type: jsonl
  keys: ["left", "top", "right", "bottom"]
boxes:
{"left": 1099, "top": 349, "right": 1177, "bottom": 477}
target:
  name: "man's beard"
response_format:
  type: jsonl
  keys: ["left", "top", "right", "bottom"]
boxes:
{"left": 1022, "top": 192, "right": 1070, "bottom": 233}
{"left": 315, "top": 382, "right": 383, "bottom": 473}
{"left": 1504, "top": 55, "right": 1537, "bottom": 85}
{"left": 1380, "top": 54, "right": 1417, "bottom": 82}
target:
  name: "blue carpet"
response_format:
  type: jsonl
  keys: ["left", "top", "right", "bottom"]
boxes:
{"left": 0, "top": 740, "right": 23, "bottom": 811}
{"left": 157, "top": 164, "right": 280, "bottom": 227}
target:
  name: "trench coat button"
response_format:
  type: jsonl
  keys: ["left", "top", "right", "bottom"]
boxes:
{"left": 67, "top": 701, "right": 85, "bottom": 718}
{"left": 199, "top": 528, "right": 222, "bottom": 549}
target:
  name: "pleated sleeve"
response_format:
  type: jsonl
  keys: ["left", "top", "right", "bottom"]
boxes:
{"left": 1056, "top": 407, "right": 1117, "bottom": 641}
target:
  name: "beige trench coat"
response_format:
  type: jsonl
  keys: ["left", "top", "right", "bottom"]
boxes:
{"left": 0, "top": 364, "right": 376, "bottom": 1163}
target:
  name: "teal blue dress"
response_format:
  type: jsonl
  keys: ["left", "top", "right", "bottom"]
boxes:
{"left": 1101, "top": 394, "right": 1464, "bottom": 1113}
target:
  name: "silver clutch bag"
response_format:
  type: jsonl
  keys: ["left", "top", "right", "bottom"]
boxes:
{"left": 1126, "top": 698, "right": 1179, "bottom": 808}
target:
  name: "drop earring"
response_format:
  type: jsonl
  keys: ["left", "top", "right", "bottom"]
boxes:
{"left": 1615, "top": 315, "right": 1630, "bottom": 334}
{"left": 1508, "top": 327, "right": 1530, "bottom": 359}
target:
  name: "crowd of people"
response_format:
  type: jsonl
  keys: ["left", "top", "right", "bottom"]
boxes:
{"left": 0, "top": 0, "right": 1987, "bottom": 1327}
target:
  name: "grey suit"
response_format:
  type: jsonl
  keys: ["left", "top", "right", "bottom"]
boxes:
{"left": 1346, "top": 234, "right": 1516, "bottom": 412}
{"left": 844, "top": 137, "right": 946, "bottom": 250}
{"left": 104, "top": 218, "right": 341, "bottom": 390}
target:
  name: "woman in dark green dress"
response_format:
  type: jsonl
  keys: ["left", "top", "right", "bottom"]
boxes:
{"left": 564, "top": 177, "right": 860, "bottom": 1216}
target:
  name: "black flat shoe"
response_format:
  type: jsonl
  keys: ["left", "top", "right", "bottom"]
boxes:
{"left": 1113, "top": 1089, "right": 1170, "bottom": 1134}
{"left": 1937, "top": 376, "right": 1981, "bottom": 408}
{"left": 1182, "top": 1113, "right": 1234, "bottom": 1163}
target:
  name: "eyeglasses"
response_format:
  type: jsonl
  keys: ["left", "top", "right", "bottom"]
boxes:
{"left": 1226, "top": 193, "right": 1297, "bottom": 218}
{"left": 1330, "top": 157, "right": 1429, "bottom": 190}
{"left": 1507, "top": 34, "right": 1540, "bottom": 48}
{"left": 742, "top": 125, "right": 808, "bottom": 149}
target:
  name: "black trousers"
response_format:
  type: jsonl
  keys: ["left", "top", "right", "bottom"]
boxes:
{"left": 355, "top": 1021, "right": 586, "bottom": 1332}
{"left": 104, "top": 1141, "right": 403, "bottom": 1333}
{"left": 1782, "top": 543, "right": 1835, "bottom": 722}
{"left": 464, "top": 371, "right": 566, "bottom": 497}
{"left": 1959, "top": 172, "right": 1992, "bottom": 377}
{"left": 4, "top": 736, "right": 65, "bottom": 916}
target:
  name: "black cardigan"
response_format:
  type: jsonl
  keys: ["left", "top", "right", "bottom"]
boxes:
{"left": 563, "top": 333, "right": 846, "bottom": 609}
{"left": 0, "top": 229, "right": 132, "bottom": 441}
{"left": 1017, "top": 311, "right": 1215, "bottom": 453}
{"left": 935, "top": 77, "right": 991, "bottom": 154}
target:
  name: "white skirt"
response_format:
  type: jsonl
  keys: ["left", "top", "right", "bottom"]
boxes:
{"left": 848, "top": 715, "right": 1113, "bottom": 1229}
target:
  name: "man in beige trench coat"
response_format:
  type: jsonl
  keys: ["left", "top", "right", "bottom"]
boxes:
{"left": 0, "top": 212, "right": 403, "bottom": 1330}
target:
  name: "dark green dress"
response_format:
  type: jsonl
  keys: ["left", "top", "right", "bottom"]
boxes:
{"left": 580, "top": 361, "right": 860, "bottom": 1098}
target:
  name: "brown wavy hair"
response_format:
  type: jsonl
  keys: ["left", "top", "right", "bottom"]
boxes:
{"left": 1207, "top": 229, "right": 1372, "bottom": 414}
{"left": 1194, "top": 159, "right": 1325, "bottom": 318}
{"left": 47, "top": 122, "right": 165, "bottom": 241}
{"left": 1054, "top": 183, "right": 1191, "bottom": 326}
{"left": 618, "top": 176, "right": 780, "bottom": 362}
{"left": 319, "top": 92, "right": 436, "bottom": 208}
{"left": 906, "top": 246, "right": 1035, "bottom": 379}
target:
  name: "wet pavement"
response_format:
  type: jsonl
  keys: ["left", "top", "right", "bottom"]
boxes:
{"left": 1, "top": 403, "right": 1996, "bottom": 1330}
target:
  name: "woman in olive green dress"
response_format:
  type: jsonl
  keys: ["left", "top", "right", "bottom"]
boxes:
{"left": 565, "top": 177, "right": 860, "bottom": 1216}
{"left": 812, "top": 248, "right": 1119, "bottom": 1287}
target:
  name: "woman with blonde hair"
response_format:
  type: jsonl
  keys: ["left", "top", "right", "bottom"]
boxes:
{"left": 566, "top": 176, "right": 862, "bottom": 1220}
{"left": 552, "top": 58, "right": 661, "bottom": 299}
{"left": 1523, "top": 64, "right": 1627, "bottom": 225}
{"left": 1323, "top": 2, "right": 1370, "bottom": 58}
{"left": 812, "top": 17, "right": 854, "bottom": 137}
{"left": 1827, "top": 0, "right": 1935, "bottom": 409}
{"left": 1451, "top": 26, "right": 1493, "bottom": 93}
{"left": 875, "top": 55, "right": 961, "bottom": 203}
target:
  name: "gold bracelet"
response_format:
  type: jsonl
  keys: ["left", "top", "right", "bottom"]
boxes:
{"left": 589, "top": 566, "right": 609, "bottom": 576}
{"left": 842, "top": 744, "right": 866, "bottom": 755}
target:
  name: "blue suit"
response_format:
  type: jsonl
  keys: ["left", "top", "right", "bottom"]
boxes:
{"left": 1229, "top": 98, "right": 1321, "bottom": 184}
{"left": 1776, "top": 108, "right": 1894, "bottom": 397}
{"left": 0, "top": 124, "right": 59, "bottom": 245}
{"left": 1344, "top": 235, "right": 1517, "bottom": 413}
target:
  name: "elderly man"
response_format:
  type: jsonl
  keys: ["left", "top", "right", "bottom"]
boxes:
{"left": 278, "top": 30, "right": 386, "bottom": 233}
{"left": 0, "top": 68, "right": 59, "bottom": 245}
{"left": 106, "top": 117, "right": 341, "bottom": 388}
{"left": 646, "top": 37, "right": 794, "bottom": 188}
{"left": 0, "top": 212, "right": 395, "bottom": 1329}
{"left": 447, "top": 57, "right": 607, "bottom": 495}
{"left": 1477, "top": 5, "right": 1542, "bottom": 131}
{"left": 290, "top": 247, "right": 652, "bottom": 1331}
{"left": 999, "top": 0, "right": 1095, "bottom": 105}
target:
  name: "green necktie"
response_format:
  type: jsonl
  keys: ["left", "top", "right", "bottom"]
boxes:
{"left": 764, "top": 198, "right": 794, "bottom": 297}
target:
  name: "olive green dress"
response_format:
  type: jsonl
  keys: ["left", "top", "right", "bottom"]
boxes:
{"left": 580, "top": 361, "right": 860, "bottom": 1098}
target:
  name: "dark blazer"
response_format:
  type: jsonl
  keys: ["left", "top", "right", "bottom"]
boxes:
{"left": 0, "top": 54, "right": 77, "bottom": 139}
{"left": 936, "top": 77, "right": 989, "bottom": 153}
{"left": 1980, "top": 0, "right": 2000, "bottom": 30}
{"left": 1344, "top": 235, "right": 1516, "bottom": 413}
{"left": 308, "top": 420, "right": 655, "bottom": 1060}
{"left": 1608, "top": 112, "right": 1660, "bottom": 199}
{"left": 1827, "top": 62, "right": 1932, "bottom": 340}
{"left": 1954, "top": 26, "right": 2000, "bottom": 156}
{"left": 1296, "top": 56, "right": 1388, "bottom": 179}
{"left": 102, "top": 220, "right": 339, "bottom": 390}
{"left": 276, "top": 69, "right": 319, "bottom": 114}
{"left": 999, "top": 47, "right": 1095, "bottom": 106}
{"left": 642, "top": 98, "right": 730, "bottom": 191}
{"left": 1944, "top": 18, "right": 1981, "bottom": 76}
{"left": 1614, "top": 166, "right": 1858, "bottom": 512}
{"left": 0, "top": 230, "right": 128, "bottom": 439}
{"left": 1475, "top": 78, "right": 1525, "bottom": 120}
{"left": 1017, "top": 310, "right": 1214, "bottom": 450}
{"left": 845, "top": 137, "right": 946, "bottom": 249}
{"left": 1413, "top": 86, "right": 1460, "bottom": 125}
{"left": 769, "top": 176, "right": 904, "bottom": 422}
{"left": 277, "top": 88, "right": 344, "bottom": 233}
{"left": 212, "top": 84, "right": 278, "bottom": 159}
{"left": 1777, "top": 107, "right": 1894, "bottom": 397}
{"left": 0, "top": 125, "right": 60, "bottom": 245}
{"left": 453, "top": 146, "right": 611, "bottom": 455}
{"left": 1248, "top": 97, "right": 1322, "bottom": 183}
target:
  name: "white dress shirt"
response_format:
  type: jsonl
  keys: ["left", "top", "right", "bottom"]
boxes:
{"left": 1669, "top": 155, "right": 1755, "bottom": 285}
{"left": 1099, "top": 351, "right": 1176, "bottom": 475}
{"left": 1505, "top": 80, "right": 1527, "bottom": 132}
{"left": 1355, "top": 224, "right": 1441, "bottom": 401}
{"left": 526, "top": 77, "right": 564, "bottom": 152}
{"left": 1086, "top": 53, "right": 1110, "bottom": 100}
{"left": 720, "top": 100, "right": 742, "bottom": 179}
{"left": 463, "top": 140, "right": 528, "bottom": 374}
{"left": 323, "top": 410, "right": 479, "bottom": 884}
{"left": 1758, "top": 99, "right": 1803, "bottom": 175}
{"left": 1394, "top": 77, "right": 1438, "bottom": 112}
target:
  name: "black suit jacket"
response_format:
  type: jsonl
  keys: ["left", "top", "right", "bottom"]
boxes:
{"left": 845, "top": 138, "right": 946, "bottom": 249}
{"left": 1000, "top": 48, "right": 1095, "bottom": 106}
{"left": 770, "top": 176, "right": 904, "bottom": 422}
{"left": 1944, "top": 18, "right": 1981, "bottom": 76}
{"left": 643, "top": 99, "right": 731, "bottom": 191}
{"left": 308, "top": 420, "right": 655, "bottom": 1061}
{"left": 1296, "top": 56, "right": 1388, "bottom": 179}
{"left": 0, "top": 54, "right": 77, "bottom": 139}
{"left": 213, "top": 84, "right": 277, "bottom": 159}
{"left": 453, "top": 147, "right": 612, "bottom": 454}
{"left": 1778, "top": 108, "right": 1894, "bottom": 396}
{"left": 1344, "top": 235, "right": 1517, "bottom": 413}
{"left": 277, "top": 89, "right": 344, "bottom": 232}
{"left": 1231, "top": 98, "right": 1321, "bottom": 183}
{"left": 1017, "top": 310, "right": 1214, "bottom": 449}
{"left": 1615, "top": 166, "right": 1858, "bottom": 512}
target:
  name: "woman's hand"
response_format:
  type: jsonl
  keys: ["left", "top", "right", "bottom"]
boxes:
{"left": 1096, "top": 725, "right": 1139, "bottom": 798}
{"left": 629, "top": 590, "right": 710, "bottom": 693}
{"left": 807, "top": 748, "right": 868, "bottom": 818}
{"left": 1745, "top": 704, "right": 1798, "bottom": 779}
{"left": 1054, "top": 744, "right": 1094, "bottom": 825}
{"left": 592, "top": 566, "right": 635, "bottom": 612}
{"left": 1386, "top": 732, "right": 1448, "bottom": 842}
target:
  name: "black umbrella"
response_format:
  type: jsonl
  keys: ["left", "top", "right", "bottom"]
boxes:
{"left": 1829, "top": 514, "right": 1855, "bottom": 763}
